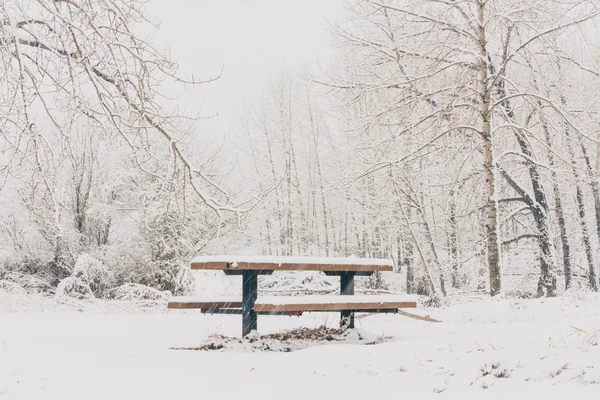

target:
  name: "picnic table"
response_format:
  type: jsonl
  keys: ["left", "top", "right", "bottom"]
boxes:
{"left": 168, "top": 256, "right": 417, "bottom": 336}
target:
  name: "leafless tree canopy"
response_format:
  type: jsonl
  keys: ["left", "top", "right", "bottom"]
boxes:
{"left": 3, "top": 0, "right": 600, "bottom": 299}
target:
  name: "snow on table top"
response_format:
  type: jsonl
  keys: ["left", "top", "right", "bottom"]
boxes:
{"left": 191, "top": 255, "right": 394, "bottom": 266}
{"left": 255, "top": 295, "right": 418, "bottom": 306}
{"left": 169, "top": 296, "right": 241, "bottom": 303}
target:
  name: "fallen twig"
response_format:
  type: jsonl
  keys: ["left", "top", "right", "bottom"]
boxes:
{"left": 357, "top": 309, "right": 441, "bottom": 323}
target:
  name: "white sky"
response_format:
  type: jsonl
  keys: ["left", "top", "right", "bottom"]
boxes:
{"left": 146, "top": 0, "right": 344, "bottom": 134}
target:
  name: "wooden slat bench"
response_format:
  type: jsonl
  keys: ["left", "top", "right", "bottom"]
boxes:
{"left": 254, "top": 295, "right": 417, "bottom": 313}
{"left": 168, "top": 296, "right": 302, "bottom": 316}
{"left": 168, "top": 295, "right": 416, "bottom": 314}
{"left": 168, "top": 256, "right": 418, "bottom": 336}
{"left": 167, "top": 296, "right": 242, "bottom": 311}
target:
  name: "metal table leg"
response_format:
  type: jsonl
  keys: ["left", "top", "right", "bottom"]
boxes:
{"left": 242, "top": 270, "right": 258, "bottom": 336}
{"left": 340, "top": 272, "right": 355, "bottom": 328}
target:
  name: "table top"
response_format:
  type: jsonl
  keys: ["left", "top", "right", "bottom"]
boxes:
{"left": 190, "top": 255, "right": 394, "bottom": 272}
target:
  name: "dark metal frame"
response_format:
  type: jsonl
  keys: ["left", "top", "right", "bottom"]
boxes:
{"left": 242, "top": 270, "right": 258, "bottom": 337}
{"left": 228, "top": 268, "right": 380, "bottom": 336}
{"left": 340, "top": 272, "right": 356, "bottom": 328}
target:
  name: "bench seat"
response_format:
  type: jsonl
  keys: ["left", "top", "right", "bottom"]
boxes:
{"left": 254, "top": 295, "right": 417, "bottom": 313}
{"left": 168, "top": 294, "right": 417, "bottom": 313}
{"left": 168, "top": 296, "right": 242, "bottom": 310}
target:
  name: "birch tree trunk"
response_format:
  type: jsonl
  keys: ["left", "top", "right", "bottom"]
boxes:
{"left": 449, "top": 190, "right": 459, "bottom": 288}
{"left": 477, "top": 2, "right": 501, "bottom": 296}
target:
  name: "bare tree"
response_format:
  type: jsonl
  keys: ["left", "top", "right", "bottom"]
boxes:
{"left": 326, "top": 0, "right": 600, "bottom": 295}
{"left": 0, "top": 0, "right": 237, "bottom": 221}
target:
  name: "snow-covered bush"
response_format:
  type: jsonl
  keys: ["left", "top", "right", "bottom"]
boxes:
{"left": 0, "top": 256, "right": 64, "bottom": 293}
{"left": 141, "top": 211, "right": 194, "bottom": 294}
{"left": 260, "top": 272, "right": 335, "bottom": 295}
{"left": 362, "top": 271, "right": 389, "bottom": 291}
{"left": 55, "top": 275, "right": 94, "bottom": 300}
{"left": 72, "top": 254, "right": 111, "bottom": 298}
{"left": 0, "top": 280, "right": 28, "bottom": 295}
{"left": 54, "top": 254, "right": 111, "bottom": 300}
{"left": 174, "top": 265, "right": 195, "bottom": 295}
{"left": 505, "top": 289, "right": 535, "bottom": 299}
{"left": 109, "top": 283, "right": 171, "bottom": 301}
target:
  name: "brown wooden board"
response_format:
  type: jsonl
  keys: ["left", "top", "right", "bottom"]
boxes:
{"left": 191, "top": 261, "right": 393, "bottom": 272}
{"left": 222, "top": 269, "right": 273, "bottom": 276}
{"left": 254, "top": 300, "right": 416, "bottom": 313}
{"left": 167, "top": 300, "right": 242, "bottom": 310}
{"left": 201, "top": 308, "right": 303, "bottom": 317}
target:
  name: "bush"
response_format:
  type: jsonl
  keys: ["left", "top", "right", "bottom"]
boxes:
{"left": 109, "top": 283, "right": 171, "bottom": 301}
{"left": 72, "top": 254, "right": 111, "bottom": 298}
{"left": 54, "top": 254, "right": 111, "bottom": 300}
{"left": 0, "top": 256, "right": 63, "bottom": 293}
{"left": 362, "top": 271, "right": 389, "bottom": 291}
{"left": 0, "top": 280, "right": 28, "bottom": 294}
{"left": 55, "top": 276, "right": 94, "bottom": 300}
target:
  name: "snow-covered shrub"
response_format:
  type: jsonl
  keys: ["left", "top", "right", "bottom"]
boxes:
{"left": 505, "top": 289, "right": 534, "bottom": 299}
{"left": 139, "top": 210, "right": 210, "bottom": 295}
{"left": 422, "top": 294, "right": 442, "bottom": 308}
{"left": 55, "top": 275, "right": 94, "bottom": 300}
{"left": 415, "top": 275, "right": 432, "bottom": 296}
{"left": 0, "top": 280, "right": 28, "bottom": 294}
{"left": 109, "top": 283, "right": 171, "bottom": 301}
{"left": 54, "top": 254, "right": 111, "bottom": 300}
{"left": 174, "top": 265, "right": 195, "bottom": 295}
{"left": 72, "top": 254, "right": 111, "bottom": 298}
{"left": 261, "top": 272, "right": 335, "bottom": 295}
{"left": 0, "top": 256, "right": 64, "bottom": 292}
{"left": 362, "top": 271, "right": 389, "bottom": 291}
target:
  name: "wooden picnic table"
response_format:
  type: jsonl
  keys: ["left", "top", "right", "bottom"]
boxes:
{"left": 170, "top": 256, "right": 416, "bottom": 337}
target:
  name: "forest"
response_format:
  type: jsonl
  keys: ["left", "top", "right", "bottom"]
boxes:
{"left": 3, "top": 0, "right": 600, "bottom": 301}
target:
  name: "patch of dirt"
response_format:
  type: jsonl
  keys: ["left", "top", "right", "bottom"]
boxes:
{"left": 171, "top": 326, "right": 392, "bottom": 352}
{"left": 260, "top": 326, "right": 346, "bottom": 341}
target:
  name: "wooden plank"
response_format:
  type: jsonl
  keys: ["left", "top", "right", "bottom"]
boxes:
{"left": 167, "top": 298, "right": 242, "bottom": 310}
{"left": 191, "top": 261, "right": 229, "bottom": 270}
{"left": 191, "top": 256, "right": 393, "bottom": 266}
{"left": 323, "top": 271, "right": 374, "bottom": 276}
{"left": 191, "top": 261, "right": 392, "bottom": 272}
{"left": 204, "top": 308, "right": 303, "bottom": 317}
{"left": 223, "top": 269, "right": 273, "bottom": 276}
{"left": 254, "top": 295, "right": 417, "bottom": 312}
{"left": 254, "top": 302, "right": 416, "bottom": 312}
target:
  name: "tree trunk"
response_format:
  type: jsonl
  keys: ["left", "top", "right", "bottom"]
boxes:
{"left": 512, "top": 131, "right": 556, "bottom": 297}
{"left": 581, "top": 141, "right": 600, "bottom": 242}
{"left": 490, "top": 43, "right": 556, "bottom": 295}
{"left": 542, "top": 123, "right": 572, "bottom": 289}
{"left": 477, "top": 2, "right": 501, "bottom": 296}
{"left": 565, "top": 129, "right": 598, "bottom": 291}
{"left": 316, "top": 150, "right": 330, "bottom": 256}
{"left": 449, "top": 190, "right": 459, "bottom": 288}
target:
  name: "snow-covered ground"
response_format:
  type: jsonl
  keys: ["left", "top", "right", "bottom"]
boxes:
{"left": 2, "top": 289, "right": 600, "bottom": 399}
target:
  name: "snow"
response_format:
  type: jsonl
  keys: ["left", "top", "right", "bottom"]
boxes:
{"left": 255, "top": 294, "right": 418, "bottom": 305}
{"left": 191, "top": 255, "right": 394, "bottom": 266}
{"left": 170, "top": 296, "right": 241, "bottom": 304}
{"left": 169, "top": 294, "right": 417, "bottom": 306}
{"left": 2, "top": 290, "right": 600, "bottom": 399}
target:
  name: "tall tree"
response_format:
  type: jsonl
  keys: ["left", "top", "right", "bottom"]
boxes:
{"left": 327, "top": 0, "right": 600, "bottom": 295}
{"left": 0, "top": 0, "right": 234, "bottom": 220}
